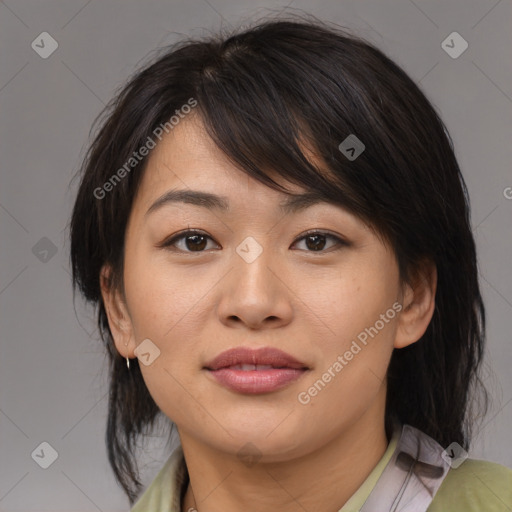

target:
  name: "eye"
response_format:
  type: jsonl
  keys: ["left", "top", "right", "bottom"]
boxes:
{"left": 291, "top": 230, "right": 348, "bottom": 252}
{"left": 159, "top": 229, "right": 220, "bottom": 253}
{"left": 159, "top": 229, "right": 348, "bottom": 253}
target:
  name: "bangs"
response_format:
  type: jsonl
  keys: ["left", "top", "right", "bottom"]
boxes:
{"left": 191, "top": 29, "right": 380, "bottom": 229}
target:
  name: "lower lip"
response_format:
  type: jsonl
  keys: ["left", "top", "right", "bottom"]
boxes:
{"left": 207, "top": 368, "right": 307, "bottom": 394}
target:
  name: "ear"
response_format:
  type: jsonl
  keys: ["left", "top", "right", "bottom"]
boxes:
{"left": 99, "top": 264, "right": 136, "bottom": 358}
{"left": 394, "top": 260, "right": 437, "bottom": 349}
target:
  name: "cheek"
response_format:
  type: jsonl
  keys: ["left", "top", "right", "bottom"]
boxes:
{"left": 296, "top": 316, "right": 396, "bottom": 431}
{"left": 123, "top": 254, "right": 209, "bottom": 422}
{"left": 303, "top": 261, "right": 399, "bottom": 349}
{"left": 123, "top": 247, "right": 217, "bottom": 381}
{"left": 294, "top": 259, "right": 399, "bottom": 409}
{"left": 123, "top": 245, "right": 202, "bottom": 338}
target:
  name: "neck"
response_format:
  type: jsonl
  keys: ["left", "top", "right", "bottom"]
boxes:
{"left": 180, "top": 398, "right": 389, "bottom": 512}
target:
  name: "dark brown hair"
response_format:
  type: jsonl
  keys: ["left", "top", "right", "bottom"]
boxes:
{"left": 69, "top": 17, "right": 487, "bottom": 504}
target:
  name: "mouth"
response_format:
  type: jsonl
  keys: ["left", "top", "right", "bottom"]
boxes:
{"left": 204, "top": 347, "right": 309, "bottom": 394}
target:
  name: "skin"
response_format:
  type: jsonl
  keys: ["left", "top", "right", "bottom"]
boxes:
{"left": 100, "top": 113, "right": 437, "bottom": 512}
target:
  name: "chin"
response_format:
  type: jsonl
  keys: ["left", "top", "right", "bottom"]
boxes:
{"left": 204, "top": 422, "right": 311, "bottom": 461}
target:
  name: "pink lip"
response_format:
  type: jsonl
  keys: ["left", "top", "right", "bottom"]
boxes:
{"left": 204, "top": 347, "right": 309, "bottom": 394}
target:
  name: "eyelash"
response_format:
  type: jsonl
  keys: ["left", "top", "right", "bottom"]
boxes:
{"left": 159, "top": 229, "right": 349, "bottom": 254}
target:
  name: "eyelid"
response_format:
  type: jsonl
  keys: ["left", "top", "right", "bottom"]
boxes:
{"left": 291, "top": 230, "right": 350, "bottom": 253}
{"left": 157, "top": 228, "right": 216, "bottom": 250}
{"left": 294, "top": 229, "right": 349, "bottom": 246}
{"left": 158, "top": 228, "right": 349, "bottom": 252}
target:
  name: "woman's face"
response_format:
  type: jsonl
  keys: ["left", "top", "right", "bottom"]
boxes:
{"left": 104, "top": 114, "right": 420, "bottom": 462}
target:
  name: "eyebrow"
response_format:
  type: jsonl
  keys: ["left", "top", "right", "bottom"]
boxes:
{"left": 145, "top": 189, "right": 333, "bottom": 217}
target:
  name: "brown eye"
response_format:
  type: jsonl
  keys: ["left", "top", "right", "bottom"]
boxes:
{"left": 161, "top": 230, "right": 219, "bottom": 252}
{"left": 182, "top": 234, "right": 208, "bottom": 251}
{"left": 160, "top": 229, "right": 348, "bottom": 254}
{"left": 305, "top": 234, "right": 328, "bottom": 251}
{"left": 292, "top": 231, "right": 348, "bottom": 252}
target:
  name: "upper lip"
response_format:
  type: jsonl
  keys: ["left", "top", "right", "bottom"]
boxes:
{"left": 204, "top": 347, "right": 308, "bottom": 370}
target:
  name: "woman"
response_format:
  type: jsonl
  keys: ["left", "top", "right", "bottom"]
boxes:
{"left": 69, "top": 17, "right": 512, "bottom": 512}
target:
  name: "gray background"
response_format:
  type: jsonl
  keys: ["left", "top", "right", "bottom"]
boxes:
{"left": 1, "top": 0, "right": 511, "bottom": 510}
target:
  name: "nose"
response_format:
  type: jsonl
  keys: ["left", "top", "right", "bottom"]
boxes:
{"left": 216, "top": 241, "right": 294, "bottom": 330}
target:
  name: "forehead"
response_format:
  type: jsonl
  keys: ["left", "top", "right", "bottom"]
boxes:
{"left": 135, "top": 114, "right": 319, "bottom": 211}
{"left": 128, "top": 113, "right": 379, "bottom": 247}
{"left": 124, "top": 114, "right": 388, "bottom": 253}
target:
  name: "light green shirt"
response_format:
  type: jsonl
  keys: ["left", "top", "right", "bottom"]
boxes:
{"left": 131, "top": 429, "right": 512, "bottom": 511}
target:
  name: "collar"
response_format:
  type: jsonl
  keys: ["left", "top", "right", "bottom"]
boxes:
{"left": 131, "top": 423, "right": 449, "bottom": 512}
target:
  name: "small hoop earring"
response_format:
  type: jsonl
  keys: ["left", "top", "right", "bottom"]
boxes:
{"left": 124, "top": 342, "right": 130, "bottom": 369}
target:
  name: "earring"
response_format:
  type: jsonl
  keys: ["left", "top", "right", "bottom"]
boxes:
{"left": 124, "top": 342, "right": 130, "bottom": 369}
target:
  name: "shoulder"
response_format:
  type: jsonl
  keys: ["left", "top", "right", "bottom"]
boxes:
{"left": 429, "top": 458, "right": 512, "bottom": 511}
{"left": 131, "top": 446, "right": 186, "bottom": 512}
